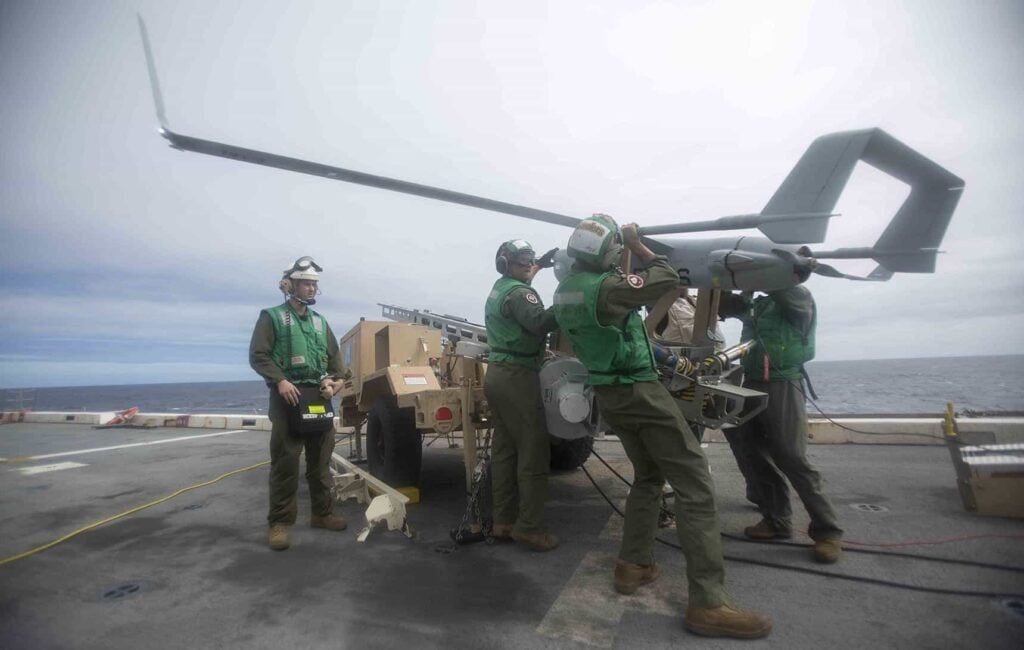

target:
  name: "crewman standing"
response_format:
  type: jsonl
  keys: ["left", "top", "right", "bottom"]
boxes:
{"left": 484, "top": 240, "right": 561, "bottom": 551}
{"left": 552, "top": 214, "right": 771, "bottom": 639}
{"left": 720, "top": 286, "right": 843, "bottom": 563}
{"left": 249, "top": 256, "right": 347, "bottom": 551}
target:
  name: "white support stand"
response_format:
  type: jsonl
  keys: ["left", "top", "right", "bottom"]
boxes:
{"left": 330, "top": 452, "right": 414, "bottom": 542}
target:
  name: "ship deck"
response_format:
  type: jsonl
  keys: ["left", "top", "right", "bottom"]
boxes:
{"left": 1, "top": 421, "right": 1022, "bottom": 649}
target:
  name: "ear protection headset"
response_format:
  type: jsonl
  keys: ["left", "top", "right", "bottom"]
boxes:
{"left": 600, "top": 232, "right": 624, "bottom": 271}
{"left": 494, "top": 240, "right": 536, "bottom": 275}
{"left": 495, "top": 242, "right": 511, "bottom": 275}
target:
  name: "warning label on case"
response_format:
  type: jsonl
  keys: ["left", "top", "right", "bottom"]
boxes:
{"left": 402, "top": 374, "right": 429, "bottom": 385}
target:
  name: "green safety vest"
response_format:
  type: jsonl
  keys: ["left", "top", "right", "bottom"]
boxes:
{"left": 266, "top": 303, "right": 329, "bottom": 384}
{"left": 553, "top": 270, "right": 658, "bottom": 386}
{"left": 741, "top": 294, "right": 816, "bottom": 381}
{"left": 485, "top": 277, "right": 546, "bottom": 369}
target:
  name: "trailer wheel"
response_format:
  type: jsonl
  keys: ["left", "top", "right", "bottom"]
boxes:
{"left": 365, "top": 395, "right": 422, "bottom": 487}
{"left": 549, "top": 435, "right": 594, "bottom": 471}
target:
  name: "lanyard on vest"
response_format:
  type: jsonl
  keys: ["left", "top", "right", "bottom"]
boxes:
{"left": 752, "top": 328, "right": 819, "bottom": 399}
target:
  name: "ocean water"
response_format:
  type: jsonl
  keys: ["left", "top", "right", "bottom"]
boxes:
{"left": 4, "top": 355, "right": 1023, "bottom": 417}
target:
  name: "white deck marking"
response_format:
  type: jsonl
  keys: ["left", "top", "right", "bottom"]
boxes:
{"left": 535, "top": 548, "right": 686, "bottom": 647}
{"left": 17, "top": 461, "right": 88, "bottom": 475}
{"left": 14, "top": 430, "right": 251, "bottom": 462}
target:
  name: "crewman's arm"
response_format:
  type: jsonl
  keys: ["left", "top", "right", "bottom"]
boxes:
{"left": 324, "top": 323, "right": 345, "bottom": 377}
{"left": 321, "top": 322, "right": 348, "bottom": 395}
{"left": 597, "top": 257, "right": 679, "bottom": 326}
{"left": 768, "top": 285, "right": 815, "bottom": 334}
{"left": 717, "top": 292, "right": 750, "bottom": 320}
{"left": 596, "top": 222, "right": 680, "bottom": 326}
{"left": 249, "top": 311, "right": 286, "bottom": 385}
{"left": 504, "top": 287, "right": 559, "bottom": 336}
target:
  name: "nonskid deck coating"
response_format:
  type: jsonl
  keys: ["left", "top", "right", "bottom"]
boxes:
{"left": 0, "top": 422, "right": 1022, "bottom": 649}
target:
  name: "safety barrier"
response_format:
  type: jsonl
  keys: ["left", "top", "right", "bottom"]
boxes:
{"left": 704, "top": 416, "right": 1024, "bottom": 445}
{"left": 0, "top": 410, "right": 369, "bottom": 433}
{"left": 4, "top": 410, "right": 1021, "bottom": 444}
{"left": 1, "top": 411, "right": 273, "bottom": 431}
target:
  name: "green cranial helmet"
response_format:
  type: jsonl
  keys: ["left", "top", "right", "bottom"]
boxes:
{"left": 566, "top": 213, "right": 623, "bottom": 270}
{"left": 495, "top": 239, "right": 536, "bottom": 274}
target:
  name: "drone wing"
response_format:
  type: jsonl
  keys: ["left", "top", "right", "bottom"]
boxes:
{"left": 139, "top": 16, "right": 963, "bottom": 272}
{"left": 137, "top": 16, "right": 580, "bottom": 230}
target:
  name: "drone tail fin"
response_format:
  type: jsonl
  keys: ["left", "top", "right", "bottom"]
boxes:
{"left": 759, "top": 129, "right": 964, "bottom": 255}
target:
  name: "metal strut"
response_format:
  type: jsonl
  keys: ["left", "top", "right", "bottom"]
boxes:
{"left": 379, "top": 303, "right": 488, "bottom": 344}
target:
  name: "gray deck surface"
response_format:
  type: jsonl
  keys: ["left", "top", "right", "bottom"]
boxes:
{"left": 1, "top": 422, "right": 1022, "bottom": 649}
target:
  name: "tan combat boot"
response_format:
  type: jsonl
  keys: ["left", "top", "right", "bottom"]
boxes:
{"left": 813, "top": 538, "right": 843, "bottom": 563}
{"left": 268, "top": 524, "right": 290, "bottom": 551}
{"left": 491, "top": 523, "right": 514, "bottom": 540}
{"left": 684, "top": 604, "right": 772, "bottom": 639}
{"left": 743, "top": 518, "right": 792, "bottom": 540}
{"left": 613, "top": 559, "right": 661, "bottom": 595}
{"left": 511, "top": 530, "right": 559, "bottom": 552}
{"left": 311, "top": 513, "right": 348, "bottom": 531}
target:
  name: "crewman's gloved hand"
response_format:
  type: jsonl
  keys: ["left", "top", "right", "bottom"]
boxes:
{"left": 537, "top": 247, "right": 559, "bottom": 269}
{"left": 319, "top": 378, "right": 334, "bottom": 400}
{"left": 621, "top": 223, "right": 642, "bottom": 249}
{"left": 717, "top": 292, "right": 750, "bottom": 319}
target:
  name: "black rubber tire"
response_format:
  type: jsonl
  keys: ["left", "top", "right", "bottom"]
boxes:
{"left": 549, "top": 435, "right": 594, "bottom": 471}
{"left": 365, "top": 395, "right": 422, "bottom": 486}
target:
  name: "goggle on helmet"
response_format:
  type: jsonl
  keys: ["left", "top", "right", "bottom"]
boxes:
{"left": 495, "top": 239, "right": 537, "bottom": 274}
{"left": 283, "top": 256, "right": 322, "bottom": 281}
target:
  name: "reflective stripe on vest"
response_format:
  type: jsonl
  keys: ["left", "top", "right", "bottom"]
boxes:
{"left": 267, "top": 303, "right": 329, "bottom": 384}
{"left": 553, "top": 271, "right": 657, "bottom": 386}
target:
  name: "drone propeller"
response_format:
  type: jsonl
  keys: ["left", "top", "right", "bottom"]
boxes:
{"left": 772, "top": 248, "right": 894, "bottom": 282}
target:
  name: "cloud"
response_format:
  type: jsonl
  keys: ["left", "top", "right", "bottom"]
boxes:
{"left": 2, "top": 0, "right": 1023, "bottom": 387}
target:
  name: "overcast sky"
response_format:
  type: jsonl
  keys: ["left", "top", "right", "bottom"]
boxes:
{"left": 1, "top": 0, "right": 1022, "bottom": 389}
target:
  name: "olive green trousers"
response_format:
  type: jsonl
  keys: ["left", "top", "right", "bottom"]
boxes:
{"left": 484, "top": 363, "right": 551, "bottom": 534}
{"left": 267, "top": 391, "right": 336, "bottom": 526}
{"left": 727, "top": 378, "right": 842, "bottom": 540}
{"left": 595, "top": 380, "right": 730, "bottom": 609}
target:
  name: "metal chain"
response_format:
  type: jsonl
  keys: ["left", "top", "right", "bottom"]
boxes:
{"left": 435, "top": 430, "right": 493, "bottom": 554}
